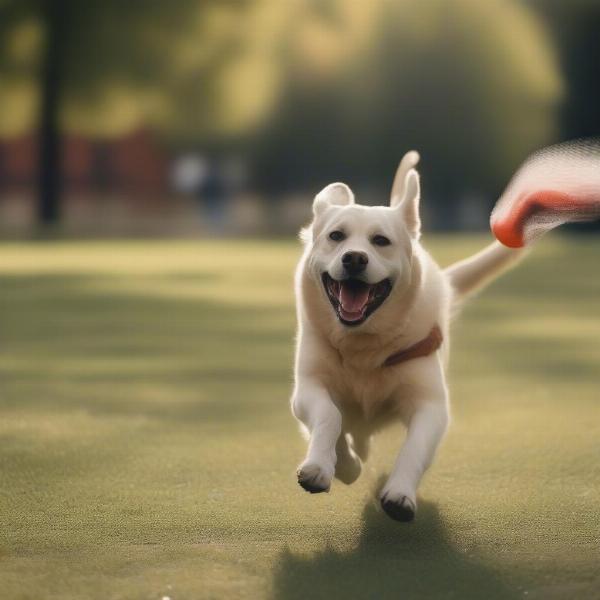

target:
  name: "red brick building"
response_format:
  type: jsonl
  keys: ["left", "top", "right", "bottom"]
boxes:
{"left": 0, "top": 129, "right": 170, "bottom": 204}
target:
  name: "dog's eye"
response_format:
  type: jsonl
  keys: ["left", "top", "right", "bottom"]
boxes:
{"left": 371, "top": 234, "right": 391, "bottom": 247}
{"left": 329, "top": 230, "right": 346, "bottom": 242}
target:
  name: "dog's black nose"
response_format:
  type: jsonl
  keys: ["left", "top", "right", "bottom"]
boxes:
{"left": 342, "top": 251, "right": 368, "bottom": 274}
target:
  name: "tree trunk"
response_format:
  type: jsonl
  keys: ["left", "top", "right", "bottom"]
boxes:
{"left": 37, "top": 0, "right": 65, "bottom": 225}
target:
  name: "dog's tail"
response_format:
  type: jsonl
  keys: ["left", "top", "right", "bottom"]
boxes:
{"left": 445, "top": 240, "right": 527, "bottom": 303}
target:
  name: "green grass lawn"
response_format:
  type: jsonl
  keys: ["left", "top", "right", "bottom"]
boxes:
{"left": 1, "top": 236, "right": 599, "bottom": 600}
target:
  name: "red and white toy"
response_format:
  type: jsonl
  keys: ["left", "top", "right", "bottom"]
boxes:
{"left": 491, "top": 139, "right": 600, "bottom": 248}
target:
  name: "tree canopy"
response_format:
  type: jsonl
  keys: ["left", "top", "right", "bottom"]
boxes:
{"left": 252, "top": 0, "right": 563, "bottom": 212}
{"left": 0, "top": 0, "right": 570, "bottom": 227}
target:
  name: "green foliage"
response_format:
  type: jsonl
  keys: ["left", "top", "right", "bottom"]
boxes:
{"left": 0, "top": 0, "right": 277, "bottom": 138}
{"left": 0, "top": 0, "right": 573, "bottom": 211}
{"left": 253, "top": 0, "right": 563, "bottom": 202}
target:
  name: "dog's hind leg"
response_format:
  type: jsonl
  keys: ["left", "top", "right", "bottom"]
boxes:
{"left": 334, "top": 434, "right": 362, "bottom": 485}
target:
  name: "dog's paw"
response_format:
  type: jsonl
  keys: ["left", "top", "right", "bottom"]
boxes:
{"left": 380, "top": 490, "right": 416, "bottom": 522}
{"left": 297, "top": 462, "right": 333, "bottom": 493}
{"left": 334, "top": 453, "right": 362, "bottom": 485}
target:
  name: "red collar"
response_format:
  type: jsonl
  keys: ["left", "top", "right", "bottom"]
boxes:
{"left": 383, "top": 325, "right": 443, "bottom": 367}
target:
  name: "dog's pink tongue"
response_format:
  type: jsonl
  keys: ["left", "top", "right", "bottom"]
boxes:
{"left": 339, "top": 283, "right": 370, "bottom": 314}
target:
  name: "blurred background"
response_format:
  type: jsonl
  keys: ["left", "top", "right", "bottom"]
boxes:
{"left": 0, "top": 0, "right": 598, "bottom": 238}
{"left": 3, "top": 3, "right": 600, "bottom": 597}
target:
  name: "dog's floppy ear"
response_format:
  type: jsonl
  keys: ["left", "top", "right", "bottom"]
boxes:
{"left": 313, "top": 182, "right": 354, "bottom": 216}
{"left": 390, "top": 151, "right": 421, "bottom": 239}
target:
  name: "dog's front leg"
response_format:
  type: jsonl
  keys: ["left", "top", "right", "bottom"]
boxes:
{"left": 292, "top": 377, "right": 341, "bottom": 493}
{"left": 380, "top": 358, "right": 449, "bottom": 521}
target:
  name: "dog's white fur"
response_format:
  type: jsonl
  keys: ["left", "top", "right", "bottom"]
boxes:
{"left": 291, "top": 151, "right": 525, "bottom": 521}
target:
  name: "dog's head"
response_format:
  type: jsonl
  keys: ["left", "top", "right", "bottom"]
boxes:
{"left": 302, "top": 151, "right": 421, "bottom": 328}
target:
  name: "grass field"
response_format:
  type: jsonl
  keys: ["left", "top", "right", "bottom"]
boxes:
{"left": 1, "top": 236, "right": 599, "bottom": 600}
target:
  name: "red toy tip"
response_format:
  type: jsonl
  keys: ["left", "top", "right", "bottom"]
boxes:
{"left": 492, "top": 190, "right": 593, "bottom": 248}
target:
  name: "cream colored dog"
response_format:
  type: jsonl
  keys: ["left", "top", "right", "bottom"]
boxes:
{"left": 291, "top": 151, "right": 524, "bottom": 521}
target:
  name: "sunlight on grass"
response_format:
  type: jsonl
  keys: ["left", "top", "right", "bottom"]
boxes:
{"left": 0, "top": 235, "right": 599, "bottom": 599}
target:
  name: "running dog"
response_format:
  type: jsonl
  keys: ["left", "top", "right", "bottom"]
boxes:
{"left": 291, "top": 151, "right": 524, "bottom": 521}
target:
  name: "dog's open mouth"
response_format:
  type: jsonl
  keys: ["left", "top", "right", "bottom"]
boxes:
{"left": 322, "top": 273, "right": 392, "bottom": 326}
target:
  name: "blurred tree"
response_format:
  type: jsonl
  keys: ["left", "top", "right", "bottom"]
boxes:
{"left": 0, "top": 0, "right": 282, "bottom": 225}
{"left": 0, "top": 0, "right": 402, "bottom": 225}
{"left": 0, "top": 0, "right": 568, "bottom": 231}
{"left": 0, "top": 1, "right": 196, "bottom": 223}
{"left": 530, "top": 0, "right": 600, "bottom": 139}
{"left": 253, "top": 0, "right": 563, "bottom": 229}
{"left": 159, "top": 1, "right": 382, "bottom": 143}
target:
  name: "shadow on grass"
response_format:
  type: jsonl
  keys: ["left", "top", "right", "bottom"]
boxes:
{"left": 0, "top": 272, "right": 294, "bottom": 424}
{"left": 272, "top": 499, "right": 517, "bottom": 600}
